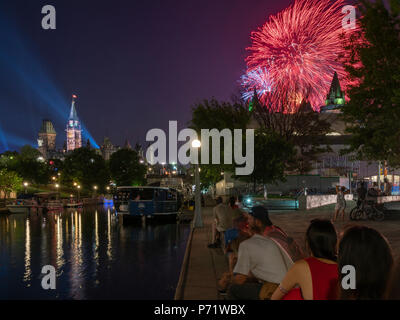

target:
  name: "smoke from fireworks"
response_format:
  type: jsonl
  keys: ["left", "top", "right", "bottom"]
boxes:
{"left": 242, "top": 0, "right": 354, "bottom": 111}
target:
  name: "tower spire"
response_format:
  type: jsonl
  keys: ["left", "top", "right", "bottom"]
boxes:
{"left": 325, "top": 72, "right": 344, "bottom": 106}
{"left": 66, "top": 94, "right": 82, "bottom": 152}
{"left": 69, "top": 94, "right": 79, "bottom": 120}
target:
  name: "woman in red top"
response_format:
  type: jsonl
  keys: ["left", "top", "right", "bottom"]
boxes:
{"left": 271, "top": 219, "right": 338, "bottom": 300}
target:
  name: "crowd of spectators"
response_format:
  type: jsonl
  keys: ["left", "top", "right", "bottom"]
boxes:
{"left": 208, "top": 195, "right": 400, "bottom": 300}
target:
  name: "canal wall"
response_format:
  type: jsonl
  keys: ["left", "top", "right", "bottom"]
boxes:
{"left": 298, "top": 194, "right": 354, "bottom": 210}
{"left": 299, "top": 194, "right": 400, "bottom": 210}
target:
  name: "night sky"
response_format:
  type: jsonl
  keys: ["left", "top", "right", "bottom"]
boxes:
{"left": 0, "top": 0, "right": 294, "bottom": 152}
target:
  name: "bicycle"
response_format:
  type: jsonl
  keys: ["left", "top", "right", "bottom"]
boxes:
{"left": 350, "top": 200, "right": 384, "bottom": 221}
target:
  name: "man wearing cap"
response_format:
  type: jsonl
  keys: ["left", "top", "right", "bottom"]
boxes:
{"left": 227, "top": 206, "right": 293, "bottom": 300}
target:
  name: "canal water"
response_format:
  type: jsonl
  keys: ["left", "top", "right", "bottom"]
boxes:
{"left": 0, "top": 205, "right": 191, "bottom": 300}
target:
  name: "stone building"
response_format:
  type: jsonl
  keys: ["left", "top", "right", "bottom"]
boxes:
{"left": 37, "top": 119, "right": 57, "bottom": 159}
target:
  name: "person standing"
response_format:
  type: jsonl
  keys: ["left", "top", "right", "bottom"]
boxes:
{"left": 384, "top": 178, "right": 392, "bottom": 196}
{"left": 332, "top": 186, "right": 349, "bottom": 223}
{"left": 208, "top": 197, "right": 233, "bottom": 248}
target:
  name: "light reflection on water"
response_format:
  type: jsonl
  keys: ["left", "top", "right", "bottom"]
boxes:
{"left": 0, "top": 206, "right": 190, "bottom": 300}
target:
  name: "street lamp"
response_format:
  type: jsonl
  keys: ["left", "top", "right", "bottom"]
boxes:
{"left": 191, "top": 139, "right": 203, "bottom": 228}
{"left": 55, "top": 184, "right": 60, "bottom": 200}
{"left": 23, "top": 182, "right": 29, "bottom": 194}
{"left": 93, "top": 185, "right": 98, "bottom": 199}
{"left": 77, "top": 185, "right": 81, "bottom": 201}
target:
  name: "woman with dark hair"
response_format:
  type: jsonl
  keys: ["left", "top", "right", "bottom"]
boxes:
{"left": 271, "top": 219, "right": 338, "bottom": 300}
{"left": 338, "top": 226, "right": 394, "bottom": 300}
{"left": 385, "top": 257, "right": 400, "bottom": 300}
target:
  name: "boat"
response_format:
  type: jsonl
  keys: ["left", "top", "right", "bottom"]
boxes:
{"left": 65, "top": 200, "right": 84, "bottom": 208}
{"left": 103, "top": 194, "right": 114, "bottom": 205}
{"left": 6, "top": 199, "right": 38, "bottom": 214}
{"left": 34, "top": 192, "right": 63, "bottom": 212}
{"left": 113, "top": 186, "right": 182, "bottom": 218}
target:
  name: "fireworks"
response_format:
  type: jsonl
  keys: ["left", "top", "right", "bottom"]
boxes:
{"left": 240, "top": 67, "right": 273, "bottom": 102}
{"left": 242, "top": 0, "right": 354, "bottom": 111}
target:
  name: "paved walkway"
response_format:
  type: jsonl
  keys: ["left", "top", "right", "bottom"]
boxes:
{"left": 179, "top": 202, "right": 400, "bottom": 300}
{"left": 180, "top": 207, "right": 228, "bottom": 300}
{"left": 270, "top": 201, "right": 400, "bottom": 257}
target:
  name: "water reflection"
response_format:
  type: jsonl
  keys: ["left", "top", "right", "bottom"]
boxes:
{"left": 24, "top": 219, "right": 31, "bottom": 283}
{"left": 0, "top": 207, "right": 190, "bottom": 300}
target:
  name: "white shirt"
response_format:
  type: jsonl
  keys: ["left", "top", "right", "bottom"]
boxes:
{"left": 233, "top": 234, "right": 291, "bottom": 284}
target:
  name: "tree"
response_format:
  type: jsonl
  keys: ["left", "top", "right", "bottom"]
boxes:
{"left": 0, "top": 151, "right": 19, "bottom": 171}
{"left": 340, "top": 0, "right": 400, "bottom": 166}
{"left": 15, "top": 145, "right": 51, "bottom": 184}
{"left": 236, "top": 129, "right": 296, "bottom": 193}
{"left": 0, "top": 169, "right": 22, "bottom": 199}
{"left": 190, "top": 98, "right": 252, "bottom": 189}
{"left": 62, "top": 147, "right": 110, "bottom": 191}
{"left": 109, "top": 149, "right": 147, "bottom": 186}
{"left": 253, "top": 91, "right": 332, "bottom": 174}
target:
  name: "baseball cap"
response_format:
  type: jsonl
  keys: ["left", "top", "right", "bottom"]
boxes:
{"left": 249, "top": 206, "right": 272, "bottom": 226}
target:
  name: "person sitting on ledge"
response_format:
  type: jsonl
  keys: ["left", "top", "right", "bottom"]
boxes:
{"left": 271, "top": 219, "right": 338, "bottom": 300}
{"left": 227, "top": 206, "right": 293, "bottom": 300}
{"left": 208, "top": 197, "right": 232, "bottom": 249}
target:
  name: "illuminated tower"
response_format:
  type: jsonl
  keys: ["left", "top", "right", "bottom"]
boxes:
{"left": 320, "top": 72, "right": 345, "bottom": 113}
{"left": 38, "top": 119, "right": 57, "bottom": 159}
{"left": 66, "top": 95, "right": 82, "bottom": 151}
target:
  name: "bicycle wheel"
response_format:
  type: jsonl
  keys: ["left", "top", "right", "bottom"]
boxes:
{"left": 355, "top": 209, "right": 364, "bottom": 220}
{"left": 350, "top": 207, "right": 359, "bottom": 220}
{"left": 372, "top": 208, "right": 385, "bottom": 221}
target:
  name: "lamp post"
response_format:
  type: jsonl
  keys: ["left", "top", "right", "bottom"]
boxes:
{"left": 93, "top": 185, "right": 98, "bottom": 199}
{"left": 191, "top": 139, "right": 203, "bottom": 228}
{"left": 23, "top": 182, "right": 29, "bottom": 194}
{"left": 55, "top": 184, "right": 59, "bottom": 200}
{"left": 77, "top": 185, "right": 81, "bottom": 201}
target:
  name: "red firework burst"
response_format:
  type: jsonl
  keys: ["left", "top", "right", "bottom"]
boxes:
{"left": 245, "top": 0, "right": 355, "bottom": 111}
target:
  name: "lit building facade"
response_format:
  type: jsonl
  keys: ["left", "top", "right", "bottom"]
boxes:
{"left": 66, "top": 95, "right": 82, "bottom": 152}
{"left": 37, "top": 119, "right": 57, "bottom": 159}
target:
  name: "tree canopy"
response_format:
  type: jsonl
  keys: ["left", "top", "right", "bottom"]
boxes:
{"left": 340, "top": 0, "right": 400, "bottom": 167}
{"left": 109, "top": 149, "right": 147, "bottom": 186}
{"left": 0, "top": 169, "right": 22, "bottom": 199}
{"left": 61, "top": 147, "right": 110, "bottom": 191}
{"left": 190, "top": 98, "right": 252, "bottom": 189}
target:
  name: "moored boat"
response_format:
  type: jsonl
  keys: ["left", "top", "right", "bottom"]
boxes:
{"left": 6, "top": 199, "right": 38, "bottom": 214}
{"left": 65, "top": 200, "right": 84, "bottom": 208}
{"left": 114, "top": 186, "right": 182, "bottom": 218}
{"left": 34, "top": 193, "right": 63, "bottom": 212}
